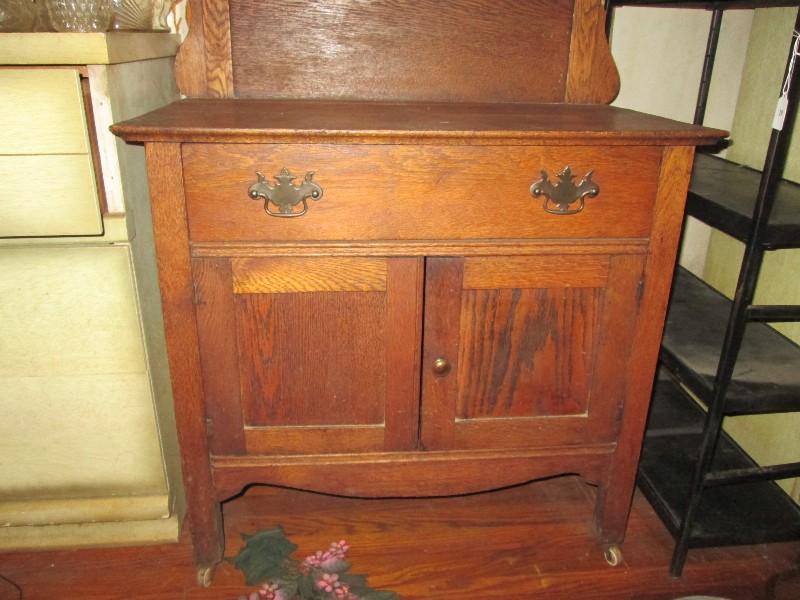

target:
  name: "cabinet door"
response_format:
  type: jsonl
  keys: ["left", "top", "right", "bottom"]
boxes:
{"left": 420, "top": 254, "right": 645, "bottom": 451}
{"left": 192, "top": 256, "right": 423, "bottom": 456}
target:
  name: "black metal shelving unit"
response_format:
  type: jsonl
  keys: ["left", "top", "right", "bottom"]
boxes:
{"left": 607, "top": 0, "right": 800, "bottom": 576}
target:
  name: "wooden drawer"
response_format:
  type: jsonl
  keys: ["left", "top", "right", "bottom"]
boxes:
{"left": 0, "top": 70, "right": 90, "bottom": 155}
{"left": 182, "top": 144, "right": 663, "bottom": 243}
{"left": 0, "top": 155, "right": 102, "bottom": 237}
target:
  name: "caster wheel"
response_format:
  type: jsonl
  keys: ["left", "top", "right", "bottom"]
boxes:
{"left": 603, "top": 545, "right": 623, "bottom": 567}
{"left": 197, "top": 565, "right": 215, "bottom": 587}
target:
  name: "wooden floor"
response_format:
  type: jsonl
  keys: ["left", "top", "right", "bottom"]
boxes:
{"left": 1, "top": 477, "right": 798, "bottom": 599}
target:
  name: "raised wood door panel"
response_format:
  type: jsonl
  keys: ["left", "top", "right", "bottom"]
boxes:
{"left": 420, "top": 254, "right": 645, "bottom": 451}
{"left": 192, "top": 256, "right": 424, "bottom": 456}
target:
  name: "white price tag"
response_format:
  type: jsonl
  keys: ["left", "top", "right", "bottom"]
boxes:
{"left": 773, "top": 95, "right": 789, "bottom": 131}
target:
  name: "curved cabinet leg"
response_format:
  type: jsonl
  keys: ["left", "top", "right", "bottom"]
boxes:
{"left": 593, "top": 480, "right": 631, "bottom": 546}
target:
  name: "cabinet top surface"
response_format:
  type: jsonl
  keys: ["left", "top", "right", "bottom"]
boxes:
{"left": 112, "top": 99, "right": 726, "bottom": 146}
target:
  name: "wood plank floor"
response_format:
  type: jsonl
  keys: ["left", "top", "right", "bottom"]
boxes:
{"left": 1, "top": 477, "right": 798, "bottom": 599}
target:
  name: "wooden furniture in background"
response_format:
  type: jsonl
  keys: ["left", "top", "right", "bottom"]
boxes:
{"left": 113, "top": 0, "right": 723, "bottom": 582}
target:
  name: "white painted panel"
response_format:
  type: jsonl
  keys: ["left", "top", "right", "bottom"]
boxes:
{"left": 0, "top": 69, "right": 89, "bottom": 155}
{"left": 0, "top": 154, "right": 102, "bottom": 237}
{"left": 0, "top": 246, "right": 146, "bottom": 375}
{"left": 0, "top": 246, "right": 166, "bottom": 505}
{"left": 0, "top": 374, "right": 166, "bottom": 495}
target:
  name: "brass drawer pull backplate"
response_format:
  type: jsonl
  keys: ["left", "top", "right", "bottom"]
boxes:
{"left": 248, "top": 168, "right": 323, "bottom": 217}
{"left": 530, "top": 166, "right": 599, "bottom": 215}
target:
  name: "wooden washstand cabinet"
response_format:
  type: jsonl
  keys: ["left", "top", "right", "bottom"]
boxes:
{"left": 112, "top": 0, "right": 724, "bottom": 582}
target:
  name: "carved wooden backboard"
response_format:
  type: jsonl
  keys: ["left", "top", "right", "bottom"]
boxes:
{"left": 176, "top": 0, "right": 619, "bottom": 104}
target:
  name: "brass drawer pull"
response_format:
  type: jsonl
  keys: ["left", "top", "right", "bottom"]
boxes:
{"left": 530, "top": 166, "right": 599, "bottom": 215}
{"left": 248, "top": 168, "right": 323, "bottom": 218}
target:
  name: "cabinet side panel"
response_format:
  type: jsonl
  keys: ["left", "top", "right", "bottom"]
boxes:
{"left": 594, "top": 145, "right": 694, "bottom": 544}
{"left": 146, "top": 143, "right": 222, "bottom": 567}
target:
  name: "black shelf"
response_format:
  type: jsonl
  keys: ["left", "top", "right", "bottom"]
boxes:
{"left": 620, "top": 0, "right": 800, "bottom": 576}
{"left": 638, "top": 372, "right": 800, "bottom": 547}
{"left": 687, "top": 154, "right": 800, "bottom": 249}
{"left": 660, "top": 267, "right": 800, "bottom": 415}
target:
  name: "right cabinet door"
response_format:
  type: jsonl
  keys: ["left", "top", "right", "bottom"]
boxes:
{"left": 420, "top": 254, "right": 646, "bottom": 451}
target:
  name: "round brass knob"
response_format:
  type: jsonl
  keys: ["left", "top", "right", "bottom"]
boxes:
{"left": 432, "top": 357, "right": 451, "bottom": 375}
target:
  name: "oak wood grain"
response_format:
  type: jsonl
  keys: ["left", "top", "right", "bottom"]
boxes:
{"left": 112, "top": 99, "right": 727, "bottom": 145}
{"left": 565, "top": 0, "right": 620, "bottom": 103}
{"left": 191, "top": 239, "right": 649, "bottom": 258}
{"left": 456, "top": 286, "right": 598, "bottom": 419}
{"left": 145, "top": 143, "right": 223, "bottom": 570}
{"left": 181, "top": 143, "right": 662, "bottom": 243}
{"left": 235, "top": 291, "right": 387, "bottom": 428}
{"left": 198, "top": 256, "right": 424, "bottom": 457}
{"left": 419, "top": 253, "right": 644, "bottom": 453}
{"left": 174, "top": 0, "right": 208, "bottom": 97}
{"left": 122, "top": 0, "right": 728, "bottom": 577}
{"left": 419, "top": 258, "right": 464, "bottom": 451}
{"left": 211, "top": 447, "right": 612, "bottom": 499}
{"left": 192, "top": 257, "right": 246, "bottom": 455}
{"left": 593, "top": 146, "right": 696, "bottom": 545}
{"left": 174, "top": 0, "right": 621, "bottom": 106}
{"left": 383, "top": 258, "right": 425, "bottom": 452}
{"left": 202, "top": 0, "right": 233, "bottom": 98}
{"left": 227, "top": 0, "right": 571, "bottom": 103}
{"left": 231, "top": 256, "right": 386, "bottom": 293}
{"left": 462, "top": 254, "right": 610, "bottom": 289}
{"left": 1, "top": 480, "right": 796, "bottom": 599}
{"left": 243, "top": 425, "right": 385, "bottom": 457}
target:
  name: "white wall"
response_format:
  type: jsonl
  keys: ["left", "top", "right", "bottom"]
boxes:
{"left": 611, "top": 7, "right": 753, "bottom": 276}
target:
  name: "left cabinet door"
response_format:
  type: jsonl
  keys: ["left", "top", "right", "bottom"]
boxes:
{"left": 192, "top": 256, "right": 424, "bottom": 456}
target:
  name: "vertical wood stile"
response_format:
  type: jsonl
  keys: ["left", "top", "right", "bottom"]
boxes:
{"left": 384, "top": 258, "right": 425, "bottom": 451}
{"left": 144, "top": 143, "right": 223, "bottom": 569}
{"left": 193, "top": 257, "right": 246, "bottom": 455}
{"left": 565, "top": 0, "right": 620, "bottom": 104}
{"left": 593, "top": 146, "right": 695, "bottom": 543}
{"left": 203, "top": 0, "right": 234, "bottom": 97}
{"left": 420, "top": 258, "right": 464, "bottom": 451}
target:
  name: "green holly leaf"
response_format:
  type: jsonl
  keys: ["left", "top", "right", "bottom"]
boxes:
{"left": 339, "top": 573, "right": 368, "bottom": 592}
{"left": 230, "top": 527, "right": 298, "bottom": 585}
{"left": 275, "top": 579, "right": 299, "bottom": 599}
{"left": 297, "top": 572, "right": 317, "bottom": 599}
